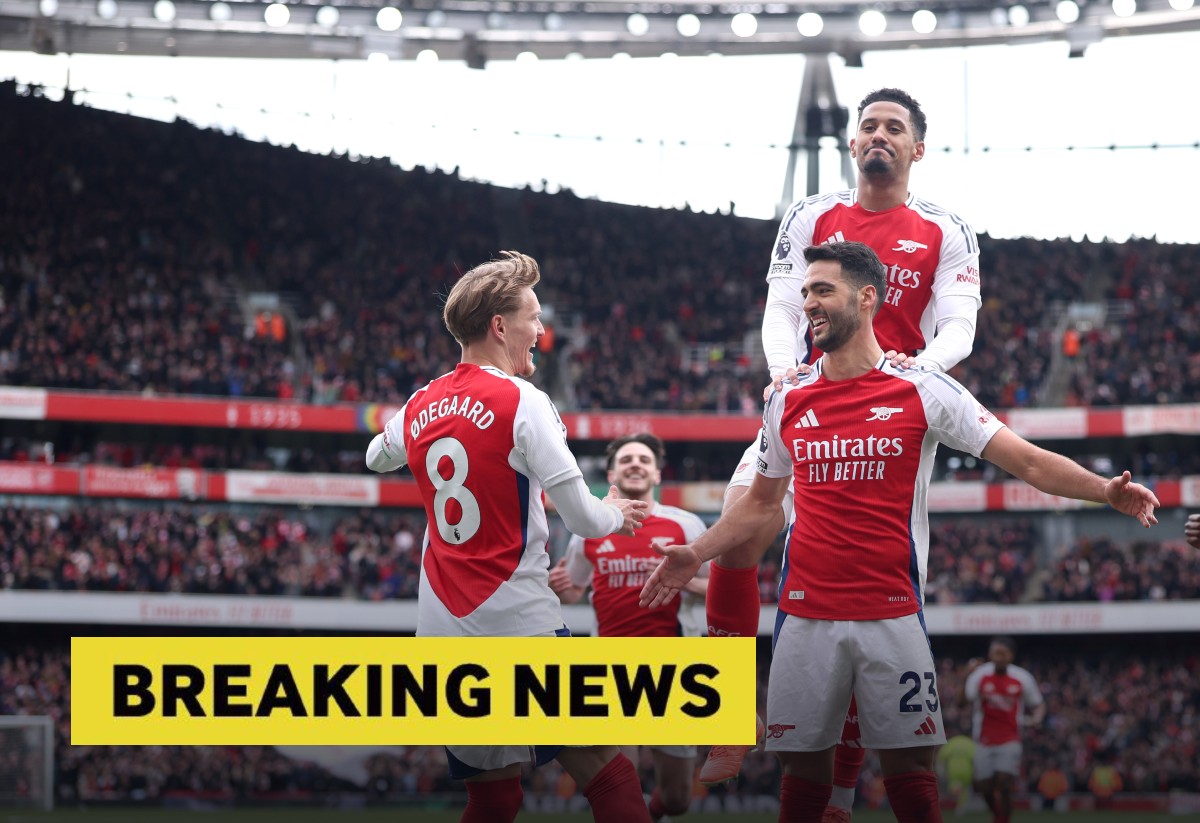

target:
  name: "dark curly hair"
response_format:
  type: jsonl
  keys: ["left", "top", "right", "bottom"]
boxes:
{"left": 605, "top": 433, "right": 666, "bottom": 472}
{"left": 857, "top": 88, "right": 927, "bottom": 142}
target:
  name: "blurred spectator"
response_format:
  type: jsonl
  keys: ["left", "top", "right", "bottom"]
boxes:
{"left": 1088, "top": 755, "right": 1123, "bottom": 808}
{"left": 1042, "top": 535, "right": 1200, "bottom": 602}
{"left": 1036, "top": 764, "right": 1069, "bottom": 811}
{"left": 0, "top": 503, "right": 421, "bottom": 599}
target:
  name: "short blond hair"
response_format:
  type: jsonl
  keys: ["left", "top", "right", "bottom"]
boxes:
{"left": 443, "top": 251, "right": 542, "bottom": 345}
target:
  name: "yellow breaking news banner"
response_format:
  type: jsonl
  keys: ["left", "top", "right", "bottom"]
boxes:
{"left": 71, "top": 636, "right": 757, "bottom": 746}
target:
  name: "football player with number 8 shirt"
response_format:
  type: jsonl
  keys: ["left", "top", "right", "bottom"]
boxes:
{"left": 367, "top": 251, "right": 652, "bottom": 823}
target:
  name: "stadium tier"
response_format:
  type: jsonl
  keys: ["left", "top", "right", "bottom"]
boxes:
{"left": 3, "top": 85, "right": 1199, "bottom": 412}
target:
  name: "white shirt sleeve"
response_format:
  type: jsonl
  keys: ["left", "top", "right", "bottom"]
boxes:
{"left": 763, "top": 276, "right": 810, "bottom": 378}
{"left": 915, "top": 368, "right": 1006, "bottom": 458}
{"left": 564, "top": 535, "right": 594, "bottom": 588}
{"left": 365, "top": 403, "right": 409, "bottom": 472}
{"left": 762, "top": 201, "right": 819, "bottom": 378}
{"left": 514, "top": 384, "right": 585, "bottom": 489}
{"left": 914, "top": 293, "right": 979, "bottom": 372}
{"left": 545, "top": 476, "right": 624, "bottom": 538}
{"left": 678, "top": 509, "right": 708, "bottom": 543}
{"left": 757, "top": 388, "right": 795, "bottom": 478}
{"left": 918, "top": 214, "right": 981, "bottom": 373}
{"left": 1017, "top": 667, "right": 1044, "bottom": 707}
{"left": 964, "top": 665, "right": 986, "bottom": 701}
{"left": 511, "top": 381, "right": 622, "bottom": 537}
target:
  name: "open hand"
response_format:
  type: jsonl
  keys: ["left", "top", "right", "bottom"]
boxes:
{"left": 638, "top": 542, "right": 702, "bottom": 609}
{"left": 1104, "top": 471, "right": 1160, "bottom": 528}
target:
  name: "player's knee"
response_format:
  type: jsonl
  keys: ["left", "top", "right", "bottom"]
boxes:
{"left": 558, "top": 745, "right": 622, "bottom": 787}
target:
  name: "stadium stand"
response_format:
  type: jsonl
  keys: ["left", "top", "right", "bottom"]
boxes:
{"left": 4, "top": 83, "right": 1200, "bottom": 411}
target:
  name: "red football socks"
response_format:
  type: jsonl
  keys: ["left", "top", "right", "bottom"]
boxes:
{"left": 460, "top": 775, "right": 523, "bottom": 823}
{"left": 706, "top": 563, "right": 761, "bottom": 637}
{"left": 779, "top": 775, "right": 833, "bottom": 822}
{"left": 833, "top": 742, "right": 866, "bottom": 789}
{"left": 583, "top": 753, "right": 653, "bottom": 823}
{"left": 884, "top": 771, "right": 943, "bottom": 823}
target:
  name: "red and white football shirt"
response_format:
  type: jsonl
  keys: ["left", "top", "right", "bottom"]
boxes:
{"left": 758, "top": 355, "right": 1004, "bottom": 620}
{"left": 391, "top": 363, "right": 582, "bottom": 636}
{"left": 564, "top": 503, "right": 706, "bottom": 637}
{"left": 764, "top": 189, "right": 980, "bottom": 372}
{"left": 965, "top": 662, "right": 1043, "bottom": 745}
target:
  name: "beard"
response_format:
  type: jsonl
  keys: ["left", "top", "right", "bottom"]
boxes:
{"left": 815, "top": 307, "right": 861, "bottom": 352}
{"left": 861, "top": 153, "right": 893, "bottom": 177}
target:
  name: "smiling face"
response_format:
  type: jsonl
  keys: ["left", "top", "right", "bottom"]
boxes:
{"left": 607, "top": 441, "right": 661, "bottom": 501}
{"left": 850, "top": 100, "right": 925, "bottom": 181}
{"left": 802, "top": 260, "right": 865, "bottom": 353}
{"left": 499, "top": 287, "right": 544, "bottom": 378}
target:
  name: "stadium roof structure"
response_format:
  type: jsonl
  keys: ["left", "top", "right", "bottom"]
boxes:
{"left": 3, "top": 0, "right": 1200, "bottom": 63}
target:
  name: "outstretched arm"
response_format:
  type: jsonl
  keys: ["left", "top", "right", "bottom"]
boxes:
{"left": 546, "top": 480, "right": 648, "bottom": 538}
{"left": 982, "top": 428, "right": 1159, "bottom": 527}
{"left": 639, "top": 474, "right": 788, "bottom": 608}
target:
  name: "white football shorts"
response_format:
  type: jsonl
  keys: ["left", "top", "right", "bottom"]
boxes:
{"left": 765, "top": 613, "right": 947, "bottom": 752}
{"left": 973, "top": 741, "right": 1022, "bottom": 780}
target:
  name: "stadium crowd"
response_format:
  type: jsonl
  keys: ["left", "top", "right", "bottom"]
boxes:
{"left": 4, "top": 84, "right": 1200, "bottom": 413}
{"left": 1042, "top": 534, "right": 1200, "bottom": 601}
{"left": 3, "top": 502, "right": 1198, "bottom": 606}
{"left": 1067, "top": 239, "right": 1200, "bottom": 407}
{"left": 0, "top": 504, "right": 421, "bottom": 599}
